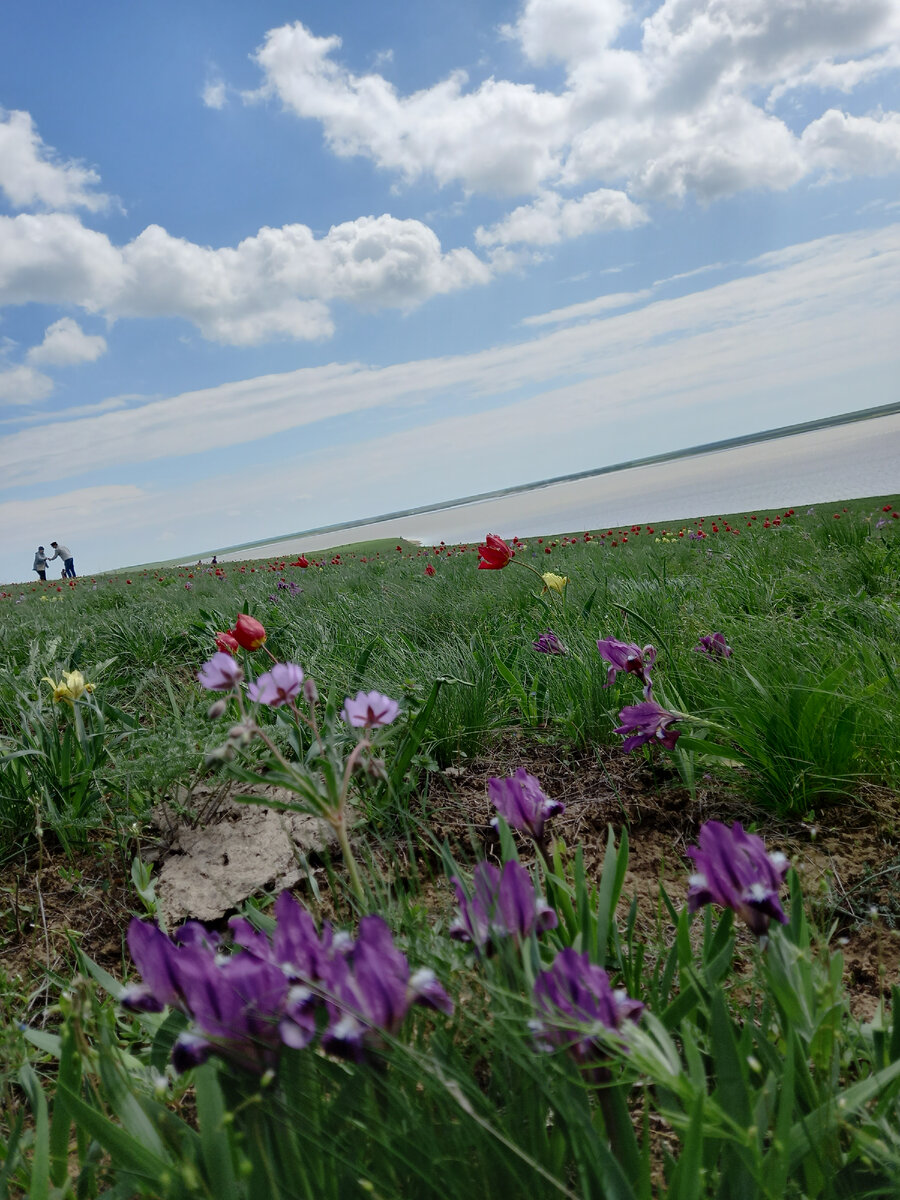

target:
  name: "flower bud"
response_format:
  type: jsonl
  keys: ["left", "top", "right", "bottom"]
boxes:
{"left": 228, "top": 721, "right": 255, "bottom": 744}
{"left": 207, "top": 698, "right": 227, "bottom": 719}
{"left": 366, "top": 757, "right": 389, "bottom": 782}
{"left": 303, "top": 677, "right": 319, "bottom": 705}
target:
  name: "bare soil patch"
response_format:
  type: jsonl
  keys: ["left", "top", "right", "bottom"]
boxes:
{"left": 2, "top": 740, "right": 898, "bottom": 1021}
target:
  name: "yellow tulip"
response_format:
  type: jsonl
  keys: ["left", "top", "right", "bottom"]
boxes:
{"left": 541, "top": 572, "right": 569, "bottom": 594}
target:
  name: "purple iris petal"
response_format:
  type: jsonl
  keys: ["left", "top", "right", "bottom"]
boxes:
{"left": 172, "top": 1033, "right": 214, "bottom": 1072}
{"left": 247, "top": 662, "right": 305, "bottom": 707}
{"left": 693, "top": 633, "right": 733, "bottom": 658}
{"left": 320, "top": 916, "right": 452, "bottom": 1060}
{"left": 124, "top": 920, "right": 194, "bottom": 1012}
{"left": 450, "top": 861, "right": 557, "bottom": 951}
{"left": 597, "top": 638, "right": 657, "bottom": 697}
{"left": 340, "top": 690, "right": 400, "bottom": 728}
{"left": 686, "top": 821, "right": 789, "bottom": 937}
{"left": 197, "top": 652, "right": 243, "bottom": 692}
{"left": 532, "top": 948, "right": 643, "bottom": 1065}
{"left": 614, "top": 700, "right": 681, "bottom": 751}
{"left": 488, "top": 769, "right": 565, "bottom": 841}
{"left": 532, "top": 630, "right": 567, "bottom": 655}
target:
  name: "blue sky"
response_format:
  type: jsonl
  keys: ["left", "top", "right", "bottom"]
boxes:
{"left": 1, "top": 0, "right": 899, "bottom": 581}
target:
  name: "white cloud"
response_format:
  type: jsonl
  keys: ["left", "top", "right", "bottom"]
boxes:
{"left": 2, "top": 222, "right": 898, "bottom": 490}
{"left": 0, "top": 211, "right": 489, "bottom": 345}
{"left": 0, "top": 394, "right": 129, "bottom": 427}
{"left": 247, "top": 22, "right": 571, "bottom": 194}
{"left": 0, "top": 363, "right": 54, "bottom": 405}
{"left": 801, "top": 108, "right": 900, "bottom": 177}
{"left": 245, "top": 3, "right": 900, "bottom": 218}
{"left": 0, "top": 212, "right": 124, "bottom": 308}
{"left": 27, "top": 317, "right": 107, "bottom": 367}
{"left": 202, "top": 78, "right": 227, "bottom": 109}
{"left": 502, "top": 0, "right": 630, "bottom": 66}
{"left": 476, "top": 188, "right": 647, "bottom": 247}
{"left": 521, "top": 289, "right": 654, "bottom": 325}
{"left": 0, "top": 108, "right": 110, "bottom": 212}
{"left": 767, "top": 45, "right": 900, "bottom": 107}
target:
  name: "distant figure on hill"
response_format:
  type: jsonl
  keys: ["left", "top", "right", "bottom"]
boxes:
{"left": 211, "top": 555, "right": 218, "bottom": 565}
{"left": 32, "top": 546, "right": 49, "bottom": 581}
{"left": 48, "top": 541, "right": 76, "bottom": 578}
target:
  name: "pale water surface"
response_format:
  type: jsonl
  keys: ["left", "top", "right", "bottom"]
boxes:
{"left": 217, "top": 413, "right": 900, "bottom": 561}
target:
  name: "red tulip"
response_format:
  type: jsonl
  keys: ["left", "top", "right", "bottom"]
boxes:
{"left": 425, "top": 564, "right": 436, "bottom": 576}
{"left": 477, "top": 534, "right": 513, "bottom": 570}
{"left": 215, "top": 631, "right": 240, "bottom": 656}
{"left": 231, "top": 613, "right": 267, "bottom": 650}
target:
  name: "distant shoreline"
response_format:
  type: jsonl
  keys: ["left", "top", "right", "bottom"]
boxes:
{"left": 154, "top": 401, "right": 900, "bottom": 567}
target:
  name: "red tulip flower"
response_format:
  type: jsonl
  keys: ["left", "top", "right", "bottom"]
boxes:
{"left": 215, "top": 630, "right": 240, "bottom": 656}
{"left": 477, "top": 534, "right": 513, "bottom": 570}
{"left": 424, "top": 564, "right": 436, "bottom": 576}
{"left": 231, "top": 613, "right": 267, "bottom": 651}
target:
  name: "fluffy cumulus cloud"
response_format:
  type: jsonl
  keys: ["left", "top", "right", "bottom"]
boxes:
{"left": 476, "top": 188, "right": 647, "bottom": 247}
{"left": 247, "top": 22, "right": 571, "bottom": 194}
{"left": 27, "top": 317, "right": 107, "bottom": 367}
{"left": 247, "top": 0, "right": 900, "bottom": 244}
{"left": 0, "top": 210, "right": 488, "bottom": 345}
{"left": 0, "top": 109, "right": 110, "bottom": 212}
{"left": 0, "top": 363, "right": 54, "bottom": 405}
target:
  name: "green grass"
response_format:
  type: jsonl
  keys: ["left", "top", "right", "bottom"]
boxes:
{"left": 2, "top": 495, "right": 900, "bottom": 1199}
{"left": 1, "top": 497, "right": 898, "bottom": 853}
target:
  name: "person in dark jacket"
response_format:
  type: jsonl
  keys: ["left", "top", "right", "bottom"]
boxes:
{"left": 33, "top": 546, "right": 49, "bottom": 580}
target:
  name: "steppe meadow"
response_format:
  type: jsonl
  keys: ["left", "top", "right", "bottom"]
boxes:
{"left": 2, "top": 499, "right": 900, "bottom": 1197}
{"left": 4, "top": 0, "right": 900, "bottom": 1194}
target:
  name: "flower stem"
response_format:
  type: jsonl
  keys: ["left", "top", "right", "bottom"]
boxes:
{"left": 332, "top": 813, "right": 366, "bottom": 906}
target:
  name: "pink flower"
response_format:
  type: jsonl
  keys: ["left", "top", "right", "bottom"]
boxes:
{"left": 248, "top": 663, "right": 305, "bottom": 707}
{"left": 341, "top": 690, "right": 400, "bottom": 728}
{"left": 198, "top": 653, "right": 244, "bottom": 692}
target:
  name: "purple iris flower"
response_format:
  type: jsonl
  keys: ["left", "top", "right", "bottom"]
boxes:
{"left": 247, "top": 662, "right": 305, "bottom": 707}
{"left": 488, "top": 769, "right": 565, "bottom": 841}
{"left": 320, "top": 916, "right": 452, "bottom": 1060}
{"left": 597, "top": 638, "right": 656, "bottom": 697}
{"left": 341, "top": 690, "right": 400, "bottom": 728}
{"left": 176, "top": 952, "right": 289, "bottom": 1072}
{"left": 614, "top": 700, "right": 682, "bottom": 751}
{"left": 686, "top": 821, "right": 789, "bottom": 937}
{"left": 122, "top": 918, "right": 288, "bottom": 1072}
{"left": 197, "top": 652, "right": 243, "bottom": 692}
{"left": 532, "top": 630, "right": 567, "bottom": 655}
{"left": 124, "top": 897, "right": 453, "bottom": 1071}
{"left": 450, "top": 861, "right": 557, "bottom": 951}
{"left": 532, "top": 948, "right": 643, "bottom": 1065}
{"left": 694, "top": 632, "right": 733, "bottom": 658}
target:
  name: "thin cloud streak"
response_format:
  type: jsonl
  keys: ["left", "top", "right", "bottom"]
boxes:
{"left": 1, "top": 223, "right": 899, "bottom": 496}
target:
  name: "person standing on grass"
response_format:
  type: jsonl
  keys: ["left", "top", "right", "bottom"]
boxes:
{"left": 48, "top": 540, "right": 77, "bottom": 578}
{"left": 32, "top": 546, "right": 49, "bottom": 580}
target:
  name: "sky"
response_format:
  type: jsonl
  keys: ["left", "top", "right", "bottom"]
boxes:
{"left": 1, "top": 0, "right": 899, "bottom": 582}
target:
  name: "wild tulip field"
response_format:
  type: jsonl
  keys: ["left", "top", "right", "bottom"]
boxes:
{"left": 1, "top": 498, "right": 900, "bottom": 1198}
